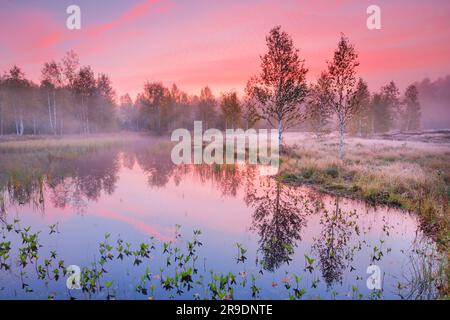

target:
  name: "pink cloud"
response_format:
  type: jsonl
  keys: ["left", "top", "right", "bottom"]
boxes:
{"left": 0, "top": 1, "right": 173, "bottom": 64}
{"left": 1, "top": 0, "right": 449, "bottom": 98}
{"left": 95, "top": 208, "right": 174, "bottom": 241}
{"left": 88, "top": 0, "right": 174, "bottom": 37}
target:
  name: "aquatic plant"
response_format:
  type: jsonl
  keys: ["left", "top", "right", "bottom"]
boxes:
{"left": 0, "top": 217, "right": 446, "bottom": 300}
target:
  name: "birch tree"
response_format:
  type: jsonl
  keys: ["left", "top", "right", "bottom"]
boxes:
{"left": 327, "top": 35, "right": 360, "bottom": 159}
{"left": 4, "top": 66, "right": 28, "bottom": 135}
{"left": 60, "top": 50, "right": 79, "bottom": 134}
{"left": 41, "top": 61, "right": 63, "bottom": 134}
{"left": 73, "top": 66, "right": 96, "bottom": 134}
{"left": 246, "top": 26, "right": 308, "bottom": 147}
{"left": 0, "top": 76, "right": 4, "bottom": 136}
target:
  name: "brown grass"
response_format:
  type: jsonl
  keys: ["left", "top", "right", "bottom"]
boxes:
{"left": 0, "top": 133, "right": 142, "bottom": 154}
{"left": 280, "top": 133, "right": 450, "bottom": 250}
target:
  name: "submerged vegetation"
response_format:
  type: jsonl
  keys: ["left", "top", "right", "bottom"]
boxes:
{"left": 0, "top": 218, "right": 446, "bottom": 300}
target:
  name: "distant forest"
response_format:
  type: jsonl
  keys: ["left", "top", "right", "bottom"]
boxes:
{"left": 0, "top": 29, "right": 448, "bottom": 137}
{"left": 415, "top": 76, "right": 450, "bottom": 129}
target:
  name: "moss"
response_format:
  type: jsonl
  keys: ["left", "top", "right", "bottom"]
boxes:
{"left": 386, "top": 193, "right": 404, "bottom": 207}
{"left": 329, "top": 183, "right": 345, "bottom": 191}
{"left": 279, "top": 173, "right": 299, "bottom": 183}
{"left": 324, "top": 167, "right": 339, "bottom": 178}
{"left": 443, "top": 175, "right": 450, "bottom": 185}
{"left": 301, "top": 169, "right": 314, "bottom": 180}
{"left": 378, "top": 156, "right": 397, "bottom": 162}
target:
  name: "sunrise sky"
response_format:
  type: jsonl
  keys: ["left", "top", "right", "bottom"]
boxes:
{"left": 1, "top": 0, "right": 449, "bottom": 99}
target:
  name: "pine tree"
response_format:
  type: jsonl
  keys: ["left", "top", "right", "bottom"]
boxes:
{"left": 349, "top": 78, "right": 371, "bottom": 137}
{"left": 242, "top": 90, "right": 261, "bottom": 129}
{"left": 197, "top": 86, "right": 217, "bottom": 130}
{"left": 306, "top": 72, "right": 332, "bottom": 138}
{"left": 373, "top": 81, "right": 400, "bottom": 133}
{"left": 402, "top": 84, "right": 421, "bottom": 131}
{"left": 220, "top": 91, "right": 242, "bottom": 129}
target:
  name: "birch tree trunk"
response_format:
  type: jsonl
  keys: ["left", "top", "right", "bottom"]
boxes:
{"left": 277, "top": 118, "right": 282, "bottom": 150}
{"left": 48, "top": 92, "right": 54, "bottom": 133}
{"left": 53, "top": 91, "right": 57, "bottom": 135}
{"left": 60, "top": 114, "right": 64, "bottom": 135}
{"left": 0, "top": 105, "right": 3, "bottom": 136}
{"left": 19, "top": 113, "right": 24, "bottom": 136}
{"left": 86, "top": 111, "right": 90, "bottom": 134}
{"left": 13, "top": 105, "right": 19, "bottom": 135}
{"left": 86, "top": 97, "right": 90, "bottom": 134}
{"left": 338, "top": 117, "right": 345, "bottom": 159}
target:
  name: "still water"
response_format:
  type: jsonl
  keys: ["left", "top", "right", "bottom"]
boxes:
{"left": 0, "top": 144, "right": 444, "bottom": 299}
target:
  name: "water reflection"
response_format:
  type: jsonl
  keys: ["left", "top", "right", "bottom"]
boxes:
{"left": 49, "top": 151, "right": 120, "bottom": 212}
{"left": 0, "top": 149, "right": 120, "bottom": 213}
{"left": 397, "top": 233, "right": 446, "bottom": 299}
{"left": 312, "top": 198, "right": 359, "bottom": 287}
{"left": 245, "top": 179, "right": 308, "bottom": 272}
{"left": 0, "top": 143, "right": 446, "bottom": 299}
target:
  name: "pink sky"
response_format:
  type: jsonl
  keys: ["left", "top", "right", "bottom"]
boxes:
{"left": 1, "top": 0, "right": 449, "bottom": 99}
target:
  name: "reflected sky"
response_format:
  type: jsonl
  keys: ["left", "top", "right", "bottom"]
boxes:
{"left": 0, "top": 145, "right": 443, "bottom": 299}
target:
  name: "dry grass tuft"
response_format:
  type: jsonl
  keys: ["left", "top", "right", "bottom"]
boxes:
{"left": 280, "top": 132, "right": 450, "bottom": 249}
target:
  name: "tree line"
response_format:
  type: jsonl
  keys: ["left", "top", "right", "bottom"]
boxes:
{"left": 307, "top": 74, "right": 421, "bottom": 138}
{"left": 0, "top": 27, "right": 421, "bottom": 153}
{"left": 0, "top": 51, "right": 116, "bottom": 135}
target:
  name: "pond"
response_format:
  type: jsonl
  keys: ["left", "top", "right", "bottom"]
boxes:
{"left": 0, "top": 142, "right": 445, "bottom": 299}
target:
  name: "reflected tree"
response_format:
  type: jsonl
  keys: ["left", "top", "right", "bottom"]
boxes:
{"left": 121, "top": 151, "right": 136, "bottom": 170}
{"left": 134, "top": 145, "right": 176, "bottom": 188}
{"left": 48, "top": 149, "right": 120, "bottom": 210}
{"left": 0, "top": 149, "right": 120, "bottom": 214}
{"left": 312, "top": 197, "right": 358, "bottom": 287}
{"left": 246, "top": 179, "right": 309, "bottom": 272}
{"left": 190, "top": 164, "right": 244, "bottom": 198}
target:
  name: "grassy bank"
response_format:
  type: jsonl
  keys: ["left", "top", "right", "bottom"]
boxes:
{"left": 0, "top": 134, "right": 143, "bottom": 190}
{"left": 279, "top": 133, "right": 450, "bottom": 251}
{"left": 0, "top": 133, "right": 143, "bottom": 157}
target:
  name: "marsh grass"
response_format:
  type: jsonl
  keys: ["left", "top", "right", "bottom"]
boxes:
{"left": 398, "top": 235, "right": 449, "bottom": 300}
{"left": 279, "top": 134, "right": 450, "bottom": 253}
{"left": 0, "top": 134, "right": 139, "bottom": 156}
